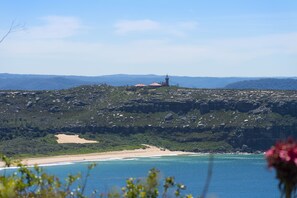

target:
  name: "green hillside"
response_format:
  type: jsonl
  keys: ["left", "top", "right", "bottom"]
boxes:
{"left": 0, "top": 85, "right": 297, "bottom": 157}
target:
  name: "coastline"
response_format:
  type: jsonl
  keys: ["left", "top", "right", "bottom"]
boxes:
{"left": 0, "top": 145, "right": 194, "bottom": 168}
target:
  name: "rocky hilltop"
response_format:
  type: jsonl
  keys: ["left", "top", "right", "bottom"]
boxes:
{"left": 0, "top": 85, "right": 297, "bottom": 155}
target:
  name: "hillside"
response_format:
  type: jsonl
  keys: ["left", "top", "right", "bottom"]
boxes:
{"left": 0, "top": 73, "right": 257, "bottom": 90}
{"left": 225, "top": 78, "right": 297, "bottom": 90}
{"left": 0, "top": 85, "right": 297, "bottom": 156}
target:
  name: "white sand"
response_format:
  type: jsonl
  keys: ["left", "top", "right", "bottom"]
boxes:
{"left": 0, "top": 145, "right": 193, "bottom": 168}
{"left": 55, "top": 134, "right": 98, "bottom": 144}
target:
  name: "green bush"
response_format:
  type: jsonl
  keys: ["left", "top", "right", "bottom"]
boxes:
{"left": 0, "top": 155, "right": 195, "bottom": 198}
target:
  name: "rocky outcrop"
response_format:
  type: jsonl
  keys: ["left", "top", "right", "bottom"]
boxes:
{"left": 114, "top": 97, "right": 295, "bottom": 118}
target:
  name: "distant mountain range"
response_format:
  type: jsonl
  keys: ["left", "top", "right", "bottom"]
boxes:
{"left": 225, "top": 78, "right": 297, "bottom": 90}
{"left": 0, "top": 73, "right": 296, "bottom": 90}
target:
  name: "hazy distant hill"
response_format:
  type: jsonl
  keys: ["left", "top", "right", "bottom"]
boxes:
{"left": 0, "top": 76, "right": 93, "bottom": 90}
{"left": 0, "top": 73, "right": 257, "bottom": 90}
{"left": 225, "top": 78, "right": 297, "bottom": 90}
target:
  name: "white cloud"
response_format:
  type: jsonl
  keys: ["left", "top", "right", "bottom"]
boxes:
{"left": 20, "top": 16, "right": 84, "bottom": 39}
{"left": 114, "top": 19, "right": 198, "bottom": 37}
{"left": 114, "top": 19, "right": 160, "bottom": 34}
{"left": 1, "top": 23, "right": 296, "bottom": 76}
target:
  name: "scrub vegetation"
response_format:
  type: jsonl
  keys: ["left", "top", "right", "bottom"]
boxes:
{"left": 0, "top": 85, "right": 297, "bottom": 157}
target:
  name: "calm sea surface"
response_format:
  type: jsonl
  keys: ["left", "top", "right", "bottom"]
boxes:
{"left": 1, "top": 154, "right": 279, "bottom": 198}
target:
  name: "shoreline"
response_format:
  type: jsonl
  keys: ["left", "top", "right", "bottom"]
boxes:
{"left": 0, "top": 146, "right": 264, "bottom": 169}
{"left": 0, "top": 145, "right": 194, "bottom": 168}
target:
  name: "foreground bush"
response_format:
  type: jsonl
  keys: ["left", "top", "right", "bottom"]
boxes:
{"left": 0, "top": 154, "right": 195, "bottom": 198}
{"left": 266, "top": 138, "right": 297, "bottom": 198}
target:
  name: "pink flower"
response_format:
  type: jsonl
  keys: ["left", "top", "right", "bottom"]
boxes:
{"left": 266, "top": 138, "right": 297, "bottom": 197}
{"left": 280, "top": 150, "right": 290, "bottom": 162}
{"left": 266, "top": 138, "right": 297, "bottom": 167}
{"left": 265, "top": 148, "right": 275, "bottom": 158}
{"left": 294, "top": 158, "right": 297, "bottom": 166}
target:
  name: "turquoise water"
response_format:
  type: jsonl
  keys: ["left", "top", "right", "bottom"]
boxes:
{"left": 1, "top": 154, "right": 279, "bottom": 197}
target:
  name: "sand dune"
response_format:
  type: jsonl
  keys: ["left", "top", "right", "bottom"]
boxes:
{"left": 55, "top": 134, "right": 98, "bottom": 144}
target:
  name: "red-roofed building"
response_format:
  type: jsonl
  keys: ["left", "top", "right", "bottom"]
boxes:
{"left": 149, "top": 82, "right": 162, "bottom": 87}
{"left": 134, "top": 75, "right": 170, "bottom": 88}
{"left": 134, "top": 84, "right": 146, "bottom": 87}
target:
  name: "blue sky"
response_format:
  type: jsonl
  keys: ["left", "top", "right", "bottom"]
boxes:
{"left": 0, "top": 0, "right": 296, "bottom": 77}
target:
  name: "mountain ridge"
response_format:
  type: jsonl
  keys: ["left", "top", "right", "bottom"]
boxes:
{"left": 0, "top": 73, "right": 290, "bottom": 90}
{"left": 225, "top": 78, "right": 297, "bottom": 90}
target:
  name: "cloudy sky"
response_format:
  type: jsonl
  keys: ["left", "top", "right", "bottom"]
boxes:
{"left": 0, "top": 0, "right": 296, "bottom": 77}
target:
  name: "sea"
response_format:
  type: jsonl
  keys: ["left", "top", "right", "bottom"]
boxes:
{"left": 1, "top": 154, "right": 279, "bottom": 198}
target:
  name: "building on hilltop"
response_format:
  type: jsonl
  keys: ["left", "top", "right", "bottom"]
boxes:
{"left": 134, "top": 75, "right": 170, "bottom": 88}
{"left": 162, "top": 74, "right": 170, "bottom": 87}
{"left": 149, "top": 82, "right": 162, "bottom": 87}
{"left": 134, "top": 83, "right": 146, "bottom": 87}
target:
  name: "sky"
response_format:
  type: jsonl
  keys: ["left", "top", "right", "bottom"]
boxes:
{"left": 0, "top": 0, "right": 297, "bottom": 77}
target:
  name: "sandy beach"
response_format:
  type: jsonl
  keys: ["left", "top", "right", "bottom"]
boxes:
{"left": 0, "top": 134, "right": 193, "bottom": 168}
{"left": 0, "top": 145, "right": 193, "bottom": 168}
